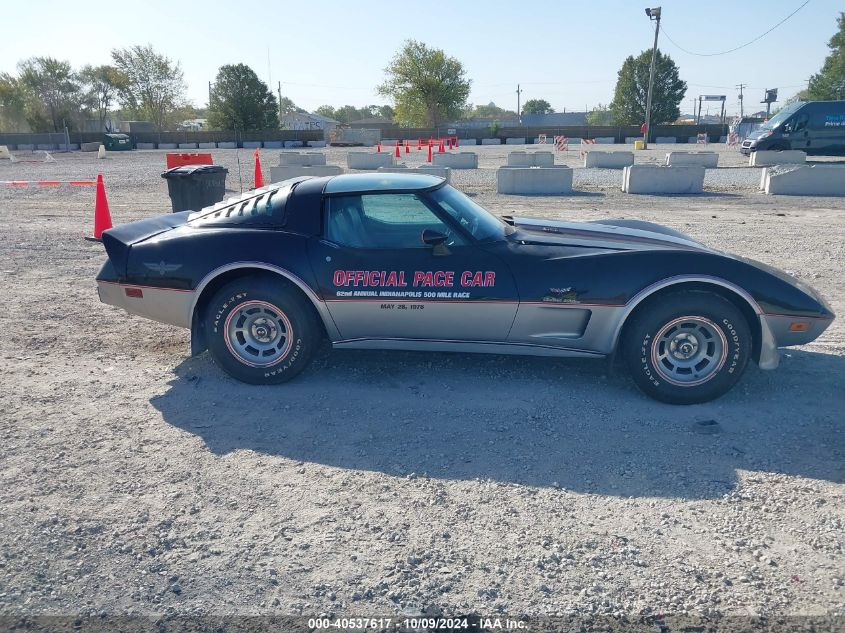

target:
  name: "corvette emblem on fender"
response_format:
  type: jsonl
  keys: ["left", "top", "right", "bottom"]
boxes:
{"left": 143, "top": 261, "right": 182, "bottom": 275}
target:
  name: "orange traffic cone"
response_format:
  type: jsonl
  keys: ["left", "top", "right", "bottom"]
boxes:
{"left": 438, "top": 139, "right": 445, "bottom": 153}
{"left": 454, "top": 137, "right": 459, "bottom": 148}
{"left": 448, "top": 137, "right": 453, "bottom": 150}
{"left": 377, "top": 142, "right": 381, "bottom": 152}
{"left": 394, "top": 141, "right": 400, "bottom": 158}
{"left": 405, "top": 141, "right": 410, "bottom": 154}
{"left": 417, "top": 138, "right": 422, "bottom": 150}
{"left": 87, "top": 174, "right": 113, "bottom": 241}
{"left": 427, "top": 142, "right": 433, "bottom": 163}
{"left": 253, "top": 148, "right": 264, "bottom": 188}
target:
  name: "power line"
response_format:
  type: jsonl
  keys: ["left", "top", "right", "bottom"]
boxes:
{"left": 659, "top": 0, "right": 810, "bottom": 57}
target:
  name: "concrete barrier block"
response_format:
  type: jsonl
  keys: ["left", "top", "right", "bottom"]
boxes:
{"left": 263, "top": 141, "right": 283, "bottom": 149}
{"left": 432, "top": 151, "right": 478, "bottom": 169}
{"left": 665, "top": 151, "right": 719, "bottom": 168}
{"left": 655, "top": 136, "right": 677, "bottom": 144}
{"left": 688, "top": 136, "right": 704, "bottom": 144}
{"left": 625, "top": 137, "right": 644, "bottom": 144}
{"left": 217, "top": 142, "right": 237, "bottom": 149}
{"left": 36, "top": 144, "right": 56, "bottom": 150}
{"left": 481, "top": 138, "right": 501, "bottom": 145}
{"left": 458, "top": 139, "right": 477, "bottom": 146}
{"left": 158, "top": 143, "right": 177, "bottom": 149}
{"left": 622, "top": 165, "right": 705, "bottom": 194}
{"left": 497, "top": 166, "right": 573, "bottom": 195}
{"left": 242, "top": 141, "right": 262, "bottom": 149}
{"left": 136, "top": 142, "right": 156, "bottom": 150}
{"left": 278, "top": 152, "right": 327, "bottom": 166}
{"left": 763, "top": 165, "right": 845, "bottom": 196}
{"left": 379, "top": 165, "right": 451, "bottom": 183}
{"left": 80, "top": 142, "right": 100, "bottom": 152}
{"left": 58, "top": 144, "right": 80, "bottom": 151}
{"left": 507, "top": 151, "right": 554, "bottom": 167}
{"left": 197, "top": 142, "right": 216, "bottom": 149}
{"left": 269, "top": 165, "right": 343, "bottom": 182}
{"left": 284, "top": 140, "right": 304, "bottom": 148}
{"left": 308, "top": 140, "right": 327, "bottom": 148}
{"left": 17, "top": 144, "right": 35, "bottom": 151}
{"left": 347, "top": 152, "right": 394, "bottom": 169}
{"left": 505, "top": 137, "right": 526, "bottom": 145}
{"left": 593, "top": 137, "right": 615, "bottom": 144}
{"left": 178, "top": 143, "right": 198, "bottom": 149}
{"left": 750, "top": 150, "right": 807, "bottom": 167}
{"left": 583, "top": 151, "right": 634, "bottom": 169}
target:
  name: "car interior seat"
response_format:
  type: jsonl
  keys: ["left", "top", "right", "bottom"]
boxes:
{"left": 328, "top": 198, "right": 369, "bottom": 247}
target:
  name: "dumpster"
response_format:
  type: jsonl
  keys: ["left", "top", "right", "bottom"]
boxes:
{"left": 102, "top": 133, "right": 132, "bottom": 151}
{"left": 161, "top": 165, "right": 228, "bottom": 212}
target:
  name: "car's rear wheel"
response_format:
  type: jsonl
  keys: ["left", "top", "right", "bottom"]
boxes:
{"left": 204, "top": 276, "right": 320, "bottom": 384}
{"left": 622, "top": 290, "right": 752, "bottom": 404}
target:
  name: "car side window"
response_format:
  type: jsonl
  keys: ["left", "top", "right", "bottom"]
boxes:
{"left": 325, "top": 193, "right": 464, "bottom": 249}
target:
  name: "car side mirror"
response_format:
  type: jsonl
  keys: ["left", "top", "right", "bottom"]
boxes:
{"left": 421, "top": 229, "right": 450, "bottom": 256}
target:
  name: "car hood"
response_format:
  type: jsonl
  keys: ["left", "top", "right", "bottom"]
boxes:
{"left": 504, "top": 216, "right": 714, "bottom": 253}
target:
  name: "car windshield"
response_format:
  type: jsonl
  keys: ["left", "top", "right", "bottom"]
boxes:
{"left": 430, "top": 185, "right": 513, "bottom": 242}
{"left": 760, "top": 102, "right": 803, "bottom": 129}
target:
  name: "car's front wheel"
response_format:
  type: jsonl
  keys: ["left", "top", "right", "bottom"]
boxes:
{"left": 623, "top": 290, "right": 752, "bottom": 404}
{"left": 204, "top": 276, "right": 320, "bottom": 384}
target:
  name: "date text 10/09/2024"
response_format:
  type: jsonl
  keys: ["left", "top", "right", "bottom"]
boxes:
{"left": 307, "top": 617, "right": 527, "bottom": 630}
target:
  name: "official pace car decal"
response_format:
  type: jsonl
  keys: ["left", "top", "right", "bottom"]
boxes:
{"left": 332, "top": 269, "right": 495, "bottom": 299}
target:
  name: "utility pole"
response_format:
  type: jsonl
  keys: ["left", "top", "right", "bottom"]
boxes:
{"left": 643, "top": 6, "right": 662, "bottom": 146}
{"left": 516, "top": 84, "right": 523, "bottom": 123}
{"left": 736, "top": 83, "right": 746, "bottom": 119}
{"left": 277, "top": 82, "right": 283, "bottom": 124}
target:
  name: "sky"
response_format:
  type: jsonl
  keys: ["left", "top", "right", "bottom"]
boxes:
{"left": 2, "top": 0, "right": 840, "bottom": 118}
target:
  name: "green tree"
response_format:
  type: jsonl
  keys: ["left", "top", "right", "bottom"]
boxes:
{"left": 314, "top": 105, "right": 337, "bottom": 119}
{"left": 207, "top": 64, "right": 278, "bottom": 131}
{"left": 609, "top": 49, "right": 686, "bottom": 125}
{"left": 279, "top": 95, "right": 305, "bottom": 115}
{"left": 465, "top": 102, "right": 516, "bottom": 119}
{"left": 17, "top": 57, "right": 83, "bottom": 131}
{"left": 111, "top": 44, "right": 187, "bottom": 131}
{"left": 378, "top": 40, "right": 471, "bottom": 127}
{"left": 586, "top": 103, "right": 613, "bottom": 126}
{"left": 807, "top": 12, "right": 845, "bottom": 100}
{"left": 522, "top": 98, "right": 553, "bottom": 115}
{"left": 0, "top": 72, "right": 29, "bottom": 131}
{"left": 79, "top": 65, "right": 126, "bottom": 131}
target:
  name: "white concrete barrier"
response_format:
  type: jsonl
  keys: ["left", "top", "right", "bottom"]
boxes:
{"left": 270, "top": 165, "right": 342, "bottom": 182}
{"left": 278, "top": 152, "right": 327, "bottom": 166}
{"left": 497, "top": 167, "right": 573, "bottom": 195}
{"left": 433, "top": 152, "right": 478, "bottom": 169}
{"left": 58, "top": 144, "right": 79, "bottom": 151}
{"left": 80, "top": 142, "right": 100, "bottom": 152}
{"left": 263, "top": 141, "right": 283, "bottom": 149}
{"left": 284, "top": 140, "right": 304, "bottom": 148}
{"left": 507, "top": 151, "right": 554, "bottom": 167}
{"left": 0, "top": 145, "right": 9, "bottom": 159}
{"left": 37, "top": 144, "right": 56, "bottom": 150}
{"left": 505, "top": 137, "right": 526, "bottom": 145}
{"left": 178, "top": 143, "right": 198, "bottom": 149}
{"left": 655, "top": 136, "right": 677, "bottom": 144}
{"left": 242, "top": 141, "right": 262, "bottom": 149}
{"left": 217, "top": 142, "right": 237, "bottom": 149}
{"left": 378, "top": 165, "right": 451, "bottom": 183}
{"left": 750, "top": 150, "right": 807, "bottom": 167}
{"left": 159, "top": 143, "right": 177, "bottom": 149}
{"left": 308, "top": 140, "right": 327, "bottom": 148}
{"left": 594, "top": 137, "right": 615, "bottom": 144}
{"left": 136, "top": 142, "right": 156, "bottom": 150}
{"left": 583, "top": 151, "right": 634, "bottom": 169}
{"left": 762, "top": 165, "right": 845, "bottom": 196}
{"left": 665, "top": 151, "right": 719, "bottom": 168}
{"left": 481, "top": 138, "right": 500, "bottom": 145}
{"left": 622, "top": 165, "right": 705, "bottom": 194}
{"left": 458, "top": 139, "right": 477, "bottom": 146}
{"left": 347, "top": 152, "right": 394, "bottom": 169}
{"left": 198, "top": 142, "right": 216, "bottom": 149}
{"left": 17, "top": 144, "right": 35, "bottom": 151}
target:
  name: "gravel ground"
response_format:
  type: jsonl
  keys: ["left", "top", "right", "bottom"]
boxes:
{"left": 1, "top": 145, "right": 843, "bottom": 626}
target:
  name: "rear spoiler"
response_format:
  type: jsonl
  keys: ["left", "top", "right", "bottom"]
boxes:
{"left": 101, "top": 211, "right": 191, "bottom": 277}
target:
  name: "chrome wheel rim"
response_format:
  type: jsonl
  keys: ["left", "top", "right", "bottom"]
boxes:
{"left": 224, "top": 300, "right": 292, "bottom": 368}
{"left": 651, "top": 316, "right": 727, "bottom": 387}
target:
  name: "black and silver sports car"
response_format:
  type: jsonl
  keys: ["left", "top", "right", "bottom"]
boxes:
{"left": 96, "top": 173, "right": 834, "bottom": 404}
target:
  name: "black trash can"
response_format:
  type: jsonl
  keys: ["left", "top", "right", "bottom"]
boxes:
{"left": 161, "top": 164, "right": 228, "bottom": 212}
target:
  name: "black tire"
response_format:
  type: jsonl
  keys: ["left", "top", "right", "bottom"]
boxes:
{"left": 622, "top": 290, "right": 752, "bottom": 404}
{"left": 204, "top": 276, "right": 320, "bottom": 384}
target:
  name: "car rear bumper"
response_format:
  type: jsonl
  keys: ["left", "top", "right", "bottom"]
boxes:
{"left": 97, "top": 281, "right": 194, "bottom": 328}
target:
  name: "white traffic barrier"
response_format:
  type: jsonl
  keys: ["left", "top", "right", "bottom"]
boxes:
{"left": 665, "top": 151, "right": 719, "bottom": 168}
{"left": 583, "top": 151, "right": 634, "bottom": 168}
{"left": 481, "top": 138, "right": 500, "bottom": 145}
{"left": 136, "top": 142, "right": 156, "bottom": 150}
{"left": 625, "top": 136, "right": 644, "bottom": 144}
{"left": 655, "top": 136, "right": 677, "bottom": 144}
{"left": 0, "top": 145, "right": 10, "bottom": 159}
{"left": 80, "top": 142, "right": 100, "bottom": 152}
{"left": 263, "top": 141, "right": 283, "bottom": 149}
{"left": 269, "top": 165, "right": 342, "bottom": 182}
{"left": 749, "top": 150, "right": 807, "bottom": 167}
{"left": 158, "top": 143, "right": 177, "bottom": 149}
{"left": 378, "top": 165, "right": 451, "bottom": 183}
{"left": 278, "top": 152, "right": 327, "bottom": 166}
{"left": 97, "top": 145, "right": 106, "bottom": 159}
{"left": 458, "top": 138, "right": 477, "bottom": 145}
{"left": 242, "top": 141, "right": 262, "bottom": 149}
{"left": 497, "top": 166, "right": 573, "bottom": 195}
{"left": 761, "top": 165, "right": 845, "bottom": 196}
{"left": 197, "top": 142, "right": 216, "bottom": 149}
{"left": 217, "top": 142, "right": 237, "bottom": 149}
{"left": 622, "top": 165, "right": 705, "bottom": 194}
{"left": 506, "top": 151, "right": 554, "bottom": 167}
{"left": 308, "top": 140, "right": 327, "bottom": 148}
{"left": 178, "top": 143, "right": 198, "bottom": 149}
{"left": 505, "top": 137, "right": 526, "bottom": 145}
{"left": 347, "top": 152, "right": 394, "bottom": 169}
{"left": 432, "top": 152, "right": 478, "bottom": 169}
{"left": 593, "top": 137, "right": 615, "bottom": 144}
